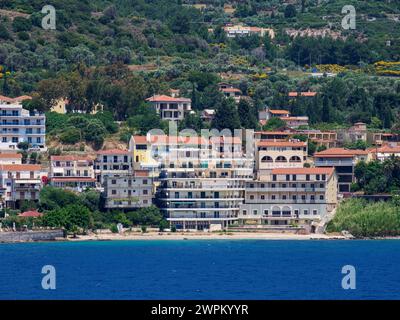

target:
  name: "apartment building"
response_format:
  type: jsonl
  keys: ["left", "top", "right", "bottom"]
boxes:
{"left": 239, "top": 167, "right": 338, "bottom": 231}
{"left": 152, "top": 134, "right": 253, "bottom": 230}
{"left": 314, "top": 148, "right": 371, "bottom": 193}
{"left": 102, "top": 170, "right": 153, "bottom": 210}
{"left": 256, "top": 140, "right": 307, "bottom": 175}
{"left": 146, "top": 95, "right": 192, "bottom": 121}
{"left": 299, "top": 130, "right": 338, "bottom": 149}
{"left": 49, "top": 155, "right": 96, "bottom": 190}
{"left": 94, "top": 149, "right": 132, "bottom": 184}
{"left": 0, "top": 164, "right": 42, "bottom": 208}
{"left": 0, "top": 96, "right": 46, "bottom": 151}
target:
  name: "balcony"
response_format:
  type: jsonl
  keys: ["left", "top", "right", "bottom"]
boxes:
{"left": 314, "top": 159, "right": 354, "bottom": 166}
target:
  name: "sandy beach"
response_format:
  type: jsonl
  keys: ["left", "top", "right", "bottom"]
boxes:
{"left": 67, "top": 231, "right": 347, "bottom": 241}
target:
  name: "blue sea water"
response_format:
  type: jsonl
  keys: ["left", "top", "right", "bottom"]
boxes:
{"left": 0, "top": 239, "right": 399, "bottom": 300}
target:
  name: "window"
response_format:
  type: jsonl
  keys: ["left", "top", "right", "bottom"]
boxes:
{"left": 316, "top": 174, "right": 320, "bottom": 181}
{"left": 292, "top": 183, "right": 297, "bottom": 188}
{"left": 263, "top": 210, "right": 268, "bottom": 216}
{"left": 272, "top": 175, "right": 277, "bottom": 181}
{"left": 306, "top": 174, "right": 310, "bottom": 181}
{"left": 303, "top": 209, "right": 309, "bottom": 215}
{"left": 282, "top": 195, "right": 287, "bottom": 200}
{"left": 301, "top": 195, "right": 306, "bottom": 200}
{"left": 286, "top": 175, "right": 290, "bottom": 181}
{"left": 253, "top": 210, "right": 258, "bottom": 215}
{"left": 261, "top": 195, "right": 265, "bottom": 200}
{"left": 320, "top": 195, "right": 324, "bottom": 200}
{"left": 242, "top": 210, "right": 247, "bottom": 215}
{"left": 271, "top": 195, "right": 276, "bottom": 200}
{"left": 313, "top": 209, "right": 318, "bottom": 215}
{"left": 311, "top": 195, "right": 315, "bottom": 201}
{"left": 322, "top": 174, "right": 326, "bottom": 180}
{"left": 143, "top": 179, "right": 148, "bottom": 184}
{"left": 112, "top": 190, "right": 117, "bottom": 195}
{"left": 143, "top": 190, "right": 148, "bottom": 195}
{"left": 250, "top": 195, "right": 255, "bottom": 200}
{"left": 320, "top": 183, "right": 324, "bottom": 188}
{"left": 111, "top": 180, "right": 116, "bottom": 184}
{"left": 292, "top": 195, "right": 297, "bottom": 200}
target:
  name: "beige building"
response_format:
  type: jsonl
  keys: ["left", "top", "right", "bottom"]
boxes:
{"left": 0, "top": 153, "right": 22, "bottom": 165}
{"left": 239, "top": 167, "right": 338, "bottom": 232}
{"left": 256, "top": 140, "right": 307, "bottom": 174}
{"left": 49, "top": 155, "right": 96, "bottom": 190}
{"left": 223, "top": 25, "right": 275, "bottom": 39}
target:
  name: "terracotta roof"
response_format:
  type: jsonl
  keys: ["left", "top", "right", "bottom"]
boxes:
{"left": 146, "top": 95, "right": 191, "bottom": 103}
{"left": 51, "top": 155, "right": 92, "bottom": 161}
{"left": 0, "top": 95, "right": 32, "bottom": 103}
{"left": 97, "top": 149, "right": 129, "bottom": 155}
{"left": 18, "top": 210, "right": 43, "bottom": 218}
{"left": 269, "top": 109, "right": 290, "bottom": 114}
{"left": 220, "top": 88, "right": 242, "bottom": 93}
{"left": 371, "top": 145, "right": 400, "bottom": 153}
{"left": 0, "top": 153, "right": 22, "bottom": 159}
{"left": 281, "top": 116, "right": 309, "bottom": 121}
{"left": 255, "top": 131, "right": 292, "bottom": 136}
{"left": 0, "top": 164, "right": 41, "bottom": 171}
{"left": 314, "top": 148, "right": 369, "bottom": 158}
{"left": 258, "top": 141, "right": 306, "bottom": 148}
{"left": 132, "top": 136, "right": 148, "bottom": 144}
{"left": 134, "top": 170, "right": 149, "bottom": 177}
{"left": 272, "top": 167, "right": 335, "bottom": 176}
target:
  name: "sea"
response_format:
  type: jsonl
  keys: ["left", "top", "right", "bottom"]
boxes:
{"left": 0, "top": 239, "right": 399, "bottom": 300}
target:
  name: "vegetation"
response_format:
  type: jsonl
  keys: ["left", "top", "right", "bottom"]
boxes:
{"left": 327, "top": 198, "right": 400, "bottom": 237}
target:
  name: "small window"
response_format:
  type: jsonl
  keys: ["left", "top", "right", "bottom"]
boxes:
{"left": 313, "top": 209, "right": 318, "bottom": 215}
{"left": 304, "top": 209, "right": 309, "bottom": 215}
{"left": 253, "top": 210, "right": 258, "bottom": 215}
{"left": 263, "top": 210, "right": 268, "bottom": 216}
{"left": 242, "top": 210, "right": 247, "bottom": 215}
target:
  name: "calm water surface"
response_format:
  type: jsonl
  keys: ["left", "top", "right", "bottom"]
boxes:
{"left": 0, "top": 240, "right": 399, "bottom": 300}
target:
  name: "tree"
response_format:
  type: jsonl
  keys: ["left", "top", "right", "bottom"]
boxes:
{"left": 42, "top": 204, "right": 92, "bottom": 232}
{"left": 39, "top": 186, "right": 81, "bottom": 211}
{"left": 0, "top": 25, "right": 12, "bottom": 40}
{"left": 262, "top": 117, "right": 286, "bottom": 131}
{"left": 284, "top": 4, "right": 297, "bottom": 18}
{"left": 211, "top": 98, "right": 241, "bottom": 132}
{"left": 12, "top": 17, "right": 32, "bottom": 32}
{"left": 238, "top": 99, "right": 258, "bottom": 129}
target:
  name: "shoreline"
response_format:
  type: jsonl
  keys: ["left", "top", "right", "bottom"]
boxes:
{"left": 66, "top": 231, "right": 348, "bottom": 241}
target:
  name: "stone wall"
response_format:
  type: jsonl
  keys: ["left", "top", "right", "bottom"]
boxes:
{"left": 0, "top": 230, "right": 65, "bottom": 243}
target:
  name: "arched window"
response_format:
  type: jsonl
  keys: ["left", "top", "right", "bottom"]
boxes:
{"left": 261, "top": 155, "right": 273, "bottom": 163}
{"left": 289, "top": 156, "right": 301, "bottom": 162}
{"left": 282, "top": 206, "right": 291, "bottom": 216}
{"left": 275, "top": 156, "right": 287, "bottom": 163}
{"left": 272, "top": 206, "right": 281, "bottom": 216}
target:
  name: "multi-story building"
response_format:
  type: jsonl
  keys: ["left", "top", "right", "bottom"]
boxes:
{"left": 239, "top": 167, "right": 338, "bottom": 231}
{"left": 299, "top": 130, "right": 338, "bottom": 149}
{"left": 314, "top": 148, "right": 371, "bottom": 193}
{"left": 256, "top": 140, "right": 307, "bottom": 174}
{"left": 219, "top": 87, "right": 242, "bottom": 103}
{"left": 146, "top": 95, "right": 192, "bottom": 121}
{"left": 223, "top": 25, "right": 275, "bottom": 39}
{"left": 258, "top": 107, "right": 309, "bottom": 128}
{"left": 254, "top": 130, "right": 294, "bottom": 141}
{"left": 152, "top": 134, "right": 253, "bottom": 230}
{"left": 367, "top": 132, "right": 400, "bottom": 146}
{"left": 0, "top": 96, "right": 46, "bottom": 151}
{"left": 102, "top": 170, "right": 153, "bottom": 210}
{"left": 0, "top": 153, "right": 22, "bottom": 165}
{"left": 0, "top": 164, "right": 43, "bottom": 208}
{"left": 94, "top": 149, "right": 132, "bottom": 185}
{"left": 49, "top": 155, "right": 96, "bottom": 190}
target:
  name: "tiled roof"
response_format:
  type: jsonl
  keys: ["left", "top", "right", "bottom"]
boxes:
{"left": 0, "top": 164, "right": 41, "bottom": 171}
{"left": 146, "top": 95, "right": 191, "bottom": 103}
{"left": 51, "top": 177, "right": 96, "bottom": 182}
{"left": 132, "top": 136, "right": 148, "bottom": 144}
{"left": 0, "top": 153, "right": 22, "bottom": 159}
{"left": 272, "top": 167, "right": 335, "bottom": 176}
{"left": 314, "top": 148, "right": 369, "bottom": 157}
{"left": 18, "top": 210, "right": 43, "bottom": 218}
{"left": 257, "top": 141, "right": 306, "bottom": 147}
{"left": 269, "top": 109, "right": 290, "bottom": 114}
{"left": 288, "top": 92, "right": 317, "bottom": 97}
{"left": 220, "top": 87, "right": 241, "bottom": 93}
{"left": 134, "top": 170, "right": 149, "bottom": 177}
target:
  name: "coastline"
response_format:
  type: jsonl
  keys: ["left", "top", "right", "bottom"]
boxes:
{"left": 66, "top": 231, "right": 348, "bottom": 242}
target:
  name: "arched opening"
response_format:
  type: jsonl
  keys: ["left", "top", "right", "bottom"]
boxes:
{"left": 282, "top": 206, "right": 291, "bottom": 216}
{"left": 275, "top": 156, "right": 287, "bottom": 163}
{"left": 272, "top": 206, "right": 281, "bottom": 216}
{"left": 289, "top": 156, "right": 301, "bottom": 163}
{"left": 261, "top": 155, "right": 273, "bottom": 163}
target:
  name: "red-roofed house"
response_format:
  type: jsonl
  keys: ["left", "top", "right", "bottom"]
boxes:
{"left": 259, "top": 107, "right": 309, "bottom": 128}
{"left": 18, "top": 210, "right": 43, "bottom": 218}
{"left": 288, "top": 91, "right": 317, "bottom": 98}
{"left": 0, "top": 164, "right": 43, "bottom": 208}
{"left": 0, "top": 153, "right": 22, "bottom": 164}
{"left": 146, "top": 95, "right": 191, "bottom": 121}
{"left": 49, "top": 155, "right": 96, "bottom": 190}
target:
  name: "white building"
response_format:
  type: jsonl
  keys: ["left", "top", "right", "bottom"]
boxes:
{"left": 102, "top": 170, "right": 153, "bottom": 210}
{"left": 153, "top": 135, "right": 253, "bottom": 230}
{"left": 239, "top": 167, "right": 338, "bottom": 232}
{"left": 0, "top": 164, "right": 43, "bottom": 208}
{"left": 0, "top": 96, "right": 46, "bottom": 151}
{"left": 94, "top": 149, "right": 132, "bottom": 185}
{"left": 223, "top": 25, "right": 275, "bottom": 39}
{"left": 49, "top": 155, "right": 96, "bottom": 191}
{"left": 146, "top": 95, "right": 192, "bottom": 121}
{"left": 0, "top": 153, "right": 22, "bottom": 165}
